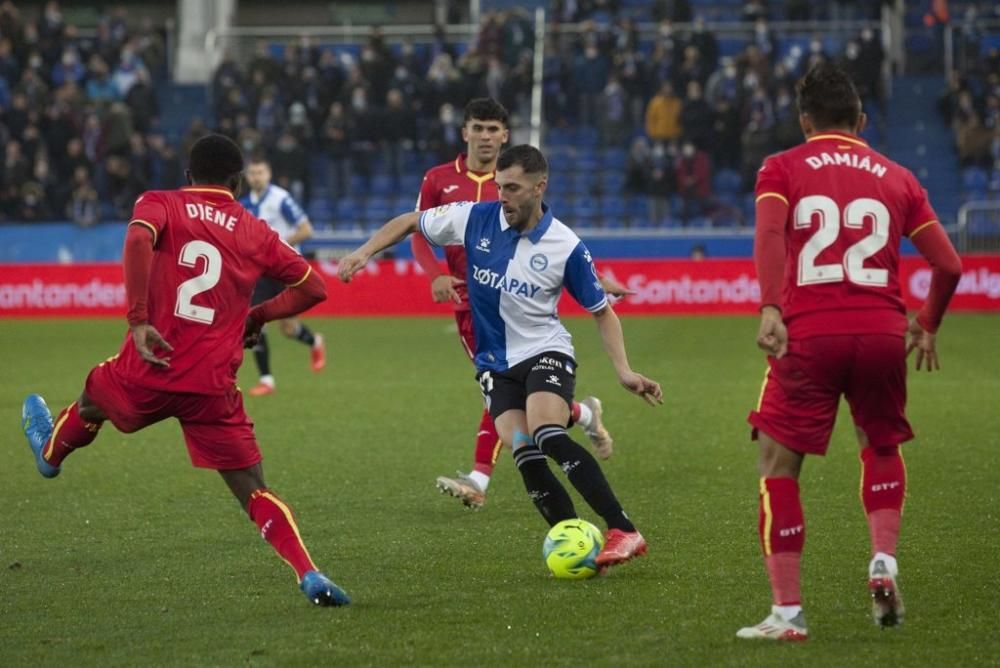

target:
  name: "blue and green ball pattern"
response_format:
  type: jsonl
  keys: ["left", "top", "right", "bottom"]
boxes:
{"left": 542, "top": 519, "right": 605, "bottom": 579}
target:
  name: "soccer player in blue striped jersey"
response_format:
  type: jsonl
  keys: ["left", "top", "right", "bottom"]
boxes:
{"left": 338, "top": 145, "right": 664, "bottom": 571}
{"left": 241, "top": 156, "right": 326, "bottom": 395}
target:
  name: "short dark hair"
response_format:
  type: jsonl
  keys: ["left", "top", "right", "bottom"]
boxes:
{"left": 463, "top": 97, "right": 509, "bottom": 127}
{"left": 247, "top": 152, "right": 269, "bottom": 166}
{"left": 496, "top": 144, "right": 548, "bottom": 176}
{"left": 795, "top": 63, "right": 862, "bottom": 130}
{"left": 188, "top": 133, "right": 244, "bottom": 184}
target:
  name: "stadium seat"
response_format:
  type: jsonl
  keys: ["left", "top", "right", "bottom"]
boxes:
{"left": 713, "top": 169, "right": 742, "bottom": 195}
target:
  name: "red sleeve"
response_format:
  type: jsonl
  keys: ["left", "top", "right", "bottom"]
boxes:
{"left": 130, "top": 191, "right": 168, "bottom": 246}
{"left": 903, "top": 172, "right": 939, "bottom": 238}
{"left": 910, "top": 222, "right": 962, "bottom": 333}
{"left": 411, "top": 172, "right": 445, "bottom": 279}
{"left": 254, "top": 221, "right": 312, "bottom": 285}
{"left": 248, "top": 268, "right": 327, "bottom": 325}
{"left": 754, "top": 195, "right": 789, "bottom": 310}
{"left": 123, "top": 223, "right": 155, "bottom": 326}
{"left": 754, "top": 154, "right": 790, "bottom": 205}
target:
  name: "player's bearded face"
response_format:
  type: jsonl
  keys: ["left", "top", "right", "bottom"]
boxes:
{"left": 497, "top": 167, "right": 544, "bottom": 230}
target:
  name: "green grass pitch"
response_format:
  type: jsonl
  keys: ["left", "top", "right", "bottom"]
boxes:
{"left": 1, "top": 315, "right": 998, "bottom": 666}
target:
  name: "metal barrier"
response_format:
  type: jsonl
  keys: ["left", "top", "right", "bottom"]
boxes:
{"left": 957, "top": 200, "right": 1000, "bottom": 253}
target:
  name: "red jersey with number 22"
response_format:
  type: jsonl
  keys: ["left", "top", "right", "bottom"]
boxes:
{"left": 120, "top": 186, "right": 311, "bottom": 395}
{"left": 755, "top": 131, "right": 939, "bottom": 339}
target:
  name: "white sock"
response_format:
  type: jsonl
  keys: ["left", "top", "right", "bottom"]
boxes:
{"left": 575, "top": 401, "right": 593, "bottom": 429}
{"left": 468, "top": 470, "right": 490, "bottom": 492}
{"left": 772, "top": 604, "right": 803, "bottom": 621}
{"left": 871, "top": 552, "right": 898, "bottom": 575}
{"left": 260, "top": 374, "right": 275, "bottom": 387}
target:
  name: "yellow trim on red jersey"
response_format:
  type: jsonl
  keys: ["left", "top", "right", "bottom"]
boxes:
{"left": 755, "top": 368, "right": 770, "bottom": 411}
{"left": 286, "top": 266, "right": 312, "bottom": 288}
{"left": 755, "top": 192, "right": 789, "bottom": 207}
{"left": 466, "top": 170, "right": 494, "bottom": 202}
{"left": 182, "top": 187, "right": 236, "bottom": 200}
{"left": 129, "top": 219, "right": 159, "bottom": 245}
{"left": 760, "top": 477, "right": 774, "bottom": 556}
{"left": 42, "top": 401, "right": 76, "bottom": 461}
{"left": 909, "top": 220, "right": 939, "bottom": 239}
{"left": 806, "top": 133, "right": 868, "bottom": 148}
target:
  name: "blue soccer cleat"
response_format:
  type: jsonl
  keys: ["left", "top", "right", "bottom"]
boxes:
{"left": 21, "top": 394, "right": 60, "bottom": 478}
{"left": 300, "top": 571, "right": 351, "bottom": 607}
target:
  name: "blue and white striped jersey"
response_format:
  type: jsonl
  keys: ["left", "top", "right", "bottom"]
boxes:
{"left": 419, "top": 200, "right": 608, "bottom": 372}
{"left": 239, "top": 184, "right": 307, "bottom": 250}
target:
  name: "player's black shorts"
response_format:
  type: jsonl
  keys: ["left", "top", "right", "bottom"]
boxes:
{"left": 477, "top": 352, "right": 577, "bottom": 420}
{"left": 251, "top": 277, "right": 284, "bottom": 306}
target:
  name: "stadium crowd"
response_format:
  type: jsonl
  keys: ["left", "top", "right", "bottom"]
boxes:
{"left": 0, "top": 0, "right": 994, "bottom": 226}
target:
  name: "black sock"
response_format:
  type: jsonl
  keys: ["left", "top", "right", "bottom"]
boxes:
{"left": 534, "top": 425, "right": 636, "bottom": 532}
{"left": 513, "top": 442, "right": 577, "bottom": 527}
{"left": 254, "top": 330, "right": 271, "bottom": 377}
{"left": 293, "top": 322, "right": 315, "bottom": 346}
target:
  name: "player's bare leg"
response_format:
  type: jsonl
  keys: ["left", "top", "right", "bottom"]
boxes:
{"left": 21, "top": 390, "right": 106, "bottom": 478}
{"left": 219, "top": 464, "right": 349, "bottom": 607}
{"left": 737, "top": 431, "right": 809, "bottom": 641}
{"left": 526, "top": 392, "right": 644, "bottom": 573}
{"left": 856, "top": 426, "right": 906, "bottom": 627}
{"left": 279, "top": 318, "right": 325, "bottom": 372}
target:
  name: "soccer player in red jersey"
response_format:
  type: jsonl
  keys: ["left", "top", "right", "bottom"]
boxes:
{"left": 413, "top": 98, "right": 625, "bottom": 509}
{"left": 737, "top": 64, "right": 962, "bottom": 641}
{"left": 20, "top": 135, "right": 350, "bottom": 607}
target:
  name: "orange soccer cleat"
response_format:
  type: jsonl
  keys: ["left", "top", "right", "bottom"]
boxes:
{"left": 595, "top": 529, "right": 647, "bottom": 572}
{"left": 249, "top": 381, "right": 275, "bottom": 396}
{"left": 311, "top": 334, "right": 326, "bottom": 372}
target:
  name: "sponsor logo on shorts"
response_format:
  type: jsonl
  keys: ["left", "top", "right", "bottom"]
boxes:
{"left": 870, "top": 481, "right": 901, "bottom": 492}
{"left": 778, "top": 524, "right": 804, "bottom": 538}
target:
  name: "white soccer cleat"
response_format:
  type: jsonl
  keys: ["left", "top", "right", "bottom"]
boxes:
{"left": 580, "top": 396, "right": 613, "bottom": 460}
{"left": 869, "top": 554, "right": 905, "bottom": 627}
{"left": 435, "top": 472, "right": 485, "bottom": 509}
{"left": 736, "top": 610, "right": 809, "bottom": 641}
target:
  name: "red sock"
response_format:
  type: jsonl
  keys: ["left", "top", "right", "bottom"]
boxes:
{"left": 472, "top": 408, "right": 502, "bottom": 476}
{"left": 860, "top": 446, "right": 905, "bottom": 556}
{"left": 758, "top": 477, "right": 805, "bottom": 606}
{"left": 43, "top": 402, "right": 102, "bottom": 467}
{"left": 248, "top": 489, "right": 317, "bottom": 581}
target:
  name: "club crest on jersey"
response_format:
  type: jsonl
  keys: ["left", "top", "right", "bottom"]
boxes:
{"left": 476, "top": 237, "right": 491, "bottom": 253}
{"left": 530, "top": 253, "right": 548, "bottom": 272}
{"left": 471, "top": 264, "right": 541, "bottom": 298}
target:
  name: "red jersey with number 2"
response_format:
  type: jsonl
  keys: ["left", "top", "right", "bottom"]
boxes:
{"left": 120, "top": 186, "right": 311, "bottom": 395}
{"left": 755, "top": 131, "right": 938, "bottom": 339}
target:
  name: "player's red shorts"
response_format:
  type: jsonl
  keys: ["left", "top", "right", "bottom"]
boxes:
{"left": 455, "top": 308, "right": 476, "bottom": 363}
{"left": 85, "top": 358, "right": 261, "bottom": 470}
{"left": 748, "top": 334, "right": 914, "bottom": 455}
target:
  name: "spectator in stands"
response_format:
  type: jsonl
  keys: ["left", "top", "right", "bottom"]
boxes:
{"left": 625, "top": 136, "right": 652, "bottom": 197}
{"left": 953, "top": 90, "right": 992, "bottom": 166}
{"left": 674, "top": 140, "right": 711, "bottom": 224}
{"left": 740, "top": 109, "right": 774, "bottom": 190}
{"left": 111, "top": 42, "right": 145, "bottom": 98}
{"left": 52, "top": 47, "right": 84, "bottom": 86}
{"left": 690, "top": 17, "right": 719, "bottom": 72}
{"left": 380, "top": 88, "right": 414, "bottom": 186}
{"left": 648, "top": 140, "right": 675, "bottom": 224}
{"left": 646, "top": 81, "right": 682, "bottom": 143}
{"left": 573, "top": 35, "right": 610, "bottom": 128}
{"left": 706, "top": 57, "right": 742, "bottom": 108}
{"left": 125, "top": 67, "right": 158, "bottom": 133}
{"left": 599, "top": 74, "right": 629, "bottom": 148}
{"left": 680, "top": 80, "right": 713, "bottom": 149}
{"left": 752, "top": 18, "right": 778, "bottom": 64}
{"left": 711, "top": 97, "right": 742, "bottom": 170}
{"left": 271, "top": 129, "right": 309, "bottom": 204}
{"left": 322, "top": 101, "right": 351, "bottom": 199}
{"left": 742, "top": 1, "right": 770, "bottom": 23}
{"left": 18, "top": 180, "right": 50, "bottom": 222}
{"left": 86, "top": 55, "right": 118, "bottom": 106}
{"left": 68, "top": 165, "right": 98, "bottom": 227}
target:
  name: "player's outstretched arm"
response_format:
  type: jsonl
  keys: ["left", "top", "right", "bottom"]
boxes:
{"left": 592, "top": 304, "right": 663, "bottom": 406}
{"left": 338, "top": 211, "right": 422, "bottom": 282}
